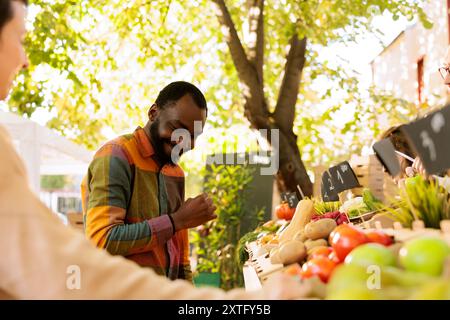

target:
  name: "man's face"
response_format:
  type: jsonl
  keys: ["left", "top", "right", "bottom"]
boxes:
{"left": 149, "top": 94, "right": 207, "bottom": 165}
{"left": 0, "top": 1, "right": 28, "bottom": 101}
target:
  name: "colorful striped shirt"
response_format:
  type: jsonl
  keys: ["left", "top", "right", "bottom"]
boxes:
{"left": 81, "top": 127, "right": 192, "bottom": 281}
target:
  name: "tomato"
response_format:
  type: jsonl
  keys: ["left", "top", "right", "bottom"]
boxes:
{"left": 329, "top": 224, "right": 369, "bottom": 261}
{"left": 275, "top": 203, "right": 295, "bottom": 220}
{"left": 366, "top": 230, "right": 393, "bottom": 246}
{"left": 328, "top": 250, "right": 342, "bottom": 264}
{"left": 301, "top": 256, "right": 337, "bottom": 283}
{"left": 308, "top": 246, "right": 333, "bottom": 260}
{"left": 284, "top": 263, "right": 303, "bottom": 277}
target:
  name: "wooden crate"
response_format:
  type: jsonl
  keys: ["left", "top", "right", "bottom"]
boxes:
{"left": 349, "top": 154, "right": 385, "bottom": 201}
{"left": 360, "top": 219, "right": 450, "bottom": 245}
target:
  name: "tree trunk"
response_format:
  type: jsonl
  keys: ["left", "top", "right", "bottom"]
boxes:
{"left": 212, "top": 0, "right": 313, "bottom": 197}
{"left": 277, "top": 129, "right": 313, "bottom": 197}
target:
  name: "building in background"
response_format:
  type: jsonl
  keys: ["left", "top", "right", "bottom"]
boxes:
{"left": 371, "top": 0, "right": 450, "bottom": 106}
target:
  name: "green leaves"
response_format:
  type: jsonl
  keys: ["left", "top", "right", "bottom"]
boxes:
{"left": 190, "top": 163, "right": 264, "bottom": 289}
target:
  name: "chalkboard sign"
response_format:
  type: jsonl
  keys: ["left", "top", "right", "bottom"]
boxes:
{"left": 401, "top": 104, "right": 450, "bottom": 175}
{"left": 321, "top": 170, "right": 339, "bottom": 202}
{"left": 372, "top": 138, "right": 402, "bottom": 177}
{"left": 328, "top": 161, "right": 360, "bottom": 193}
{"left": 285, "top": 192, "right": 299, "bottom": 208}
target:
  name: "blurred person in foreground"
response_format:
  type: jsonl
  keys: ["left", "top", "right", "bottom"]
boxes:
{"left": 0, "top": 0, "right": 311, "bottom": 299}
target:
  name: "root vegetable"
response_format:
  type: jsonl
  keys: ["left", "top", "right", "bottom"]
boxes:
{"left": 305, "top": 239, "right": 328, "bottom": 252}
{"left": 270, "top": 248, "right": 281, "bottom": 264}
{"left": 279, "top": 200, "right": 315, "bottom": 243}
{"left": 278, "top": 240, "right": 307, "bottom": 265}
{"left": 293, "top": 230, "right": 308, "bottom": 242}
{"left": 304, "top": 218, "right": 337, "bottom": 240}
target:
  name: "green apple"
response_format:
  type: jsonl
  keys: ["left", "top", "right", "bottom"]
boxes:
{"left": 409, "top": 280, "right": 450, "bottom": 300}
{"left": 326, "top": 285, "right": 382, "bottom": 300}
{"left": 345, "top": 243, "right": 397, "bottom": 268}
{"left": 380, "top": 266, "right": 433, "bottom": 287}
{"left": 399, "top": 237, "right": 450, "bottom": 276}
{"left": 327, "top": 264, "right": 369, "bottom": 293}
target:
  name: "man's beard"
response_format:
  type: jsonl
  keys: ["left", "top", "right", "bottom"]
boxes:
{"left": 149, "top": 119, "right": 177, "bottom": 166}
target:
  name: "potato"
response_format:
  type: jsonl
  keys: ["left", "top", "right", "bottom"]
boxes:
{"left": 305, "top": 239, "right": 328, "bottom": 252}
{"left": 293, "top": 230, "right": 308, "bottom": 242}
{"left": 304, "top": 218, "right": 337, "bottom": 240}
{"left": 278, "top": 240, "right": 307, "bottom": 265}
{"left": 269, "top": 248, "right": 281, "bottom": 264}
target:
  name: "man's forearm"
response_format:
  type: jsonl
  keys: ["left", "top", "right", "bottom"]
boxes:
{"left": 104, "top": 215, "right": 174, "bottom": 256}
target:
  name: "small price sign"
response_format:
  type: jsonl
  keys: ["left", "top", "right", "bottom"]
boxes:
{"left": 285, "top": 192, "right": 299, "bottom": 208}
{"left": 372, "top": 138, "right": 402, "bottom": 177}
{"left": 401, "top": 104, "right": 450, "bottom": 175}
{"left": 328, "top": 161, "right": 360, "bottom": 193}
{"left": 321, "top": 170, "right": 339, "bottom": 202}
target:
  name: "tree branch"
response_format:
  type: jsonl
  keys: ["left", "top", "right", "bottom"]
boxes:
{"left": 247, "top": 0, "right": 264, "bottom": 85}
{"left": 274, "top": 35, "right": 307, "bottom": 133}
{"left": 212, "top": 0, "right": 268, "bottom": 124}
{"left": 212, "top": 0, "right": 254, "bottom": 86}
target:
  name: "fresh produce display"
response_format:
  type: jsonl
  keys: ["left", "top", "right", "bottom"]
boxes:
{"left": 307, "top": 246, "right": 333, "bottom": 260}
{"left": 275, "top": 202, "right": 295, "bottom": 220}
{"left": 301, "top": 256, "right": 337, "bottom": 283}
{"left": 311, "top": 211, "right": 349, "bottom": 225}
{"left": 328, "top": 224, "right": 369, "bottom": 261}
{"left": 304, "top": 219, "right": 337, "bottom": 240}
{"left": 277, "top": 240, "right": 307, "bottom": 265}
{"left": 362, "top": 188, "right": 383, "bottom": 211}
{"left": 366, "top": 230, "right": 393, "bottom": 246}
{"left": 242, "top": 181, "right": 450, "bottom": 300}
{"left": 236, "top": 220, "right": 282, "bottom": 266}
{"left": 345, "top": 243, "right": 397, "bottom": 267}
{"left": 338, "top": 189, "right": 383, "bottom": 218}
{"left": 399, "top": 237, "right": 450, "bottom": 276}
{"left": 279, "top": 199, "right": 315, "bottom": 243}
{"left": 314, "top": 201, "right": 341, "bottom": 215}
{"left": 386, "top": 176, "right": 450, "bottom": 228}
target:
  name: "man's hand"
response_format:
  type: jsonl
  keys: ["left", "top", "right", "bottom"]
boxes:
{"left": 171, "top": 193, "right": 217, "bottom": 231}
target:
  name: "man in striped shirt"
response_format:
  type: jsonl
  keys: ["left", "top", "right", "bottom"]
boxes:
{"left": 81, "top": 81, "right": 217, "bottom": 281}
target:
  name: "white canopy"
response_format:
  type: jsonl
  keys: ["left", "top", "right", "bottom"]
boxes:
{"left": 0, "top": 110, "right": 93, "bottom": 193}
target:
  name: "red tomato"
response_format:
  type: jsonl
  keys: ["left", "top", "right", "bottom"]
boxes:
{"left": 328, "top": 250, "right": 342, "bottom": 264}
{"left": 329, "top": 224, "right": 369, "bottom": 261}
{"left": 275, "top": 203, "right": 295, "bottom": 220}
{"left": 301, "top": 256, "right": 337, "bottom": 283}
{"left": 366, "top": 230, "right": 393, "bottom": 246}
{"left": 275, "top": 203, "right": 286, "bottom": 219}
{"left": 284, "top": 206, "right": 295, "bottom": 220}
{"left": 284, "top": 263, "right": 302, "bottom": 277}
{"left": 308, "top": 246, "right": 333, "bottom": 260}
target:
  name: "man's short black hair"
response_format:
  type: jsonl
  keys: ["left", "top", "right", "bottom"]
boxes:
{"left": 0, "top": 0, "right": 28, "bottom": 34}
{"left": 155, "top": 81, "right": 207, "bottom": 113}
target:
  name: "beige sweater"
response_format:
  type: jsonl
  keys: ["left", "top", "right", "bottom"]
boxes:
{"left": 0, "top": 125, "right": 268, "bottom": 299}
